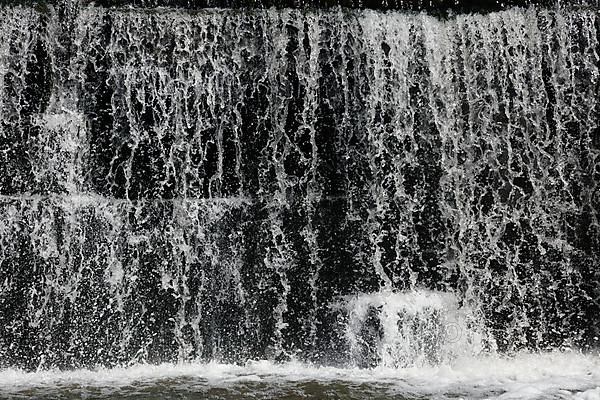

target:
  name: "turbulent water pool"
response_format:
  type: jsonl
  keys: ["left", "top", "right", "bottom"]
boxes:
{"left": 0, "top": 352, "right": 599, "bottom": 399}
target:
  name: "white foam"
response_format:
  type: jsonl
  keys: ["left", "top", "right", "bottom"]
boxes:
{"left": 573, "top": 387, "right": 600, "bottom": 400}
{"left": 0, "top": 351, "right": 598, "bottom": 399}
{"left": 342, "top": 289, "right": 489, "bottom": 367}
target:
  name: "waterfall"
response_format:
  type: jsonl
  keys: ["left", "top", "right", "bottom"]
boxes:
{"left": 0, "top": 3, "right": 598, "bottom": 371}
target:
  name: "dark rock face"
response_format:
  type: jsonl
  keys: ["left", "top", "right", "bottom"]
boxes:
{"left": 0, "top": 1, "right": 599, "bottom": 370}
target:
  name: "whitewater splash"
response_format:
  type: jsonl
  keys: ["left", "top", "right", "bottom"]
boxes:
{"left": 0, "top": 352, "right": 599, "bottom": 399}
{"left": 340, "top": 289, "right": 490, "bottom": 368}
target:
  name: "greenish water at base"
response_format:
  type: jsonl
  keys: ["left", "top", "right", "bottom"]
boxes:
{"left": 0, "top": 379, "right": 496, "bottom": 400}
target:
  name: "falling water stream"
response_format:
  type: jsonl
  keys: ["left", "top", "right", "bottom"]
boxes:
{"left": 0, "top": 1, "right": 599, "bottom": 398}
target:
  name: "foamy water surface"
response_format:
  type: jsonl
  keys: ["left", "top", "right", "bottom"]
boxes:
{"left": 0, "top": 351, "right": 599, "bottom": 399}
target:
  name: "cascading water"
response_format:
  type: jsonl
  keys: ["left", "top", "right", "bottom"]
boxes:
{"left": 0, "top": 0, "right": 599, "bottom": 397}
